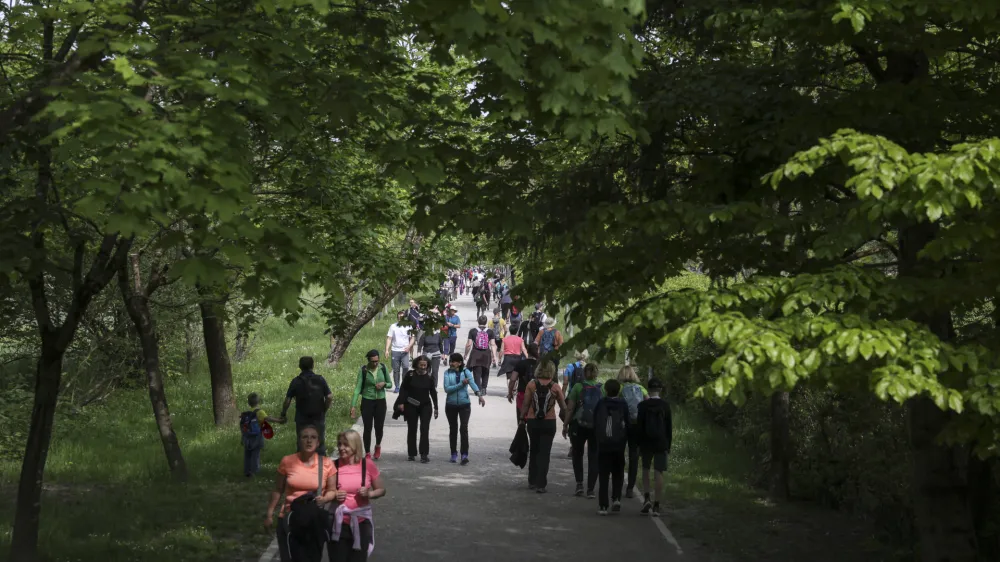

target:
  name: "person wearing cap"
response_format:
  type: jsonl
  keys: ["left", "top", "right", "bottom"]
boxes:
{"left": 534, "top": 316, "right": 564, "bottom": 370}
{"left": 444, "top": 304, "right": 461, "bottom": 360}
{"left": 350, "top": 350, "right": 394, "bottom": 460}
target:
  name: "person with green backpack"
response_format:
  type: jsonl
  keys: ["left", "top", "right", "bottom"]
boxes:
{"left": 349, "top": 350, "right": 394, "bottom": 461}
{"left": 562, "top": 363, "right": 603, "bottom": 498}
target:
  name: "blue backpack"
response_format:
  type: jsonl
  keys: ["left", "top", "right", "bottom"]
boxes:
{"left": 539, "top": 329, "right": 557, "bottom": 355}
{"left": 575, "top": 382, "right": 603, "bottom": 429}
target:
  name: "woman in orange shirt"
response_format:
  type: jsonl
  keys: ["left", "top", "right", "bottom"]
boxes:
{"left": 265, "top": 425, "right": 338, "bottom": 561}
{"left": 518, "top": 361, "right": 568, "bottom": 494}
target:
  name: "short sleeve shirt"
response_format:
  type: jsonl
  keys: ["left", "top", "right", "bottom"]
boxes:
{"left": 447, "top": 315, "right": 461, "bottom": 337}
{"left": 387, "top": 324, "right": 412, "bottom": 352}
{"left": 285, "top": 373, "right": 332, "bottom": 423}
{"left": 335, "top": 459, "right": 381, "bottom": 523}
{"left": 277, "top": 453, "right": 337, "bottom": 515}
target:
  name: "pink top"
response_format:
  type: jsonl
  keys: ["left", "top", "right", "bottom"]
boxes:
{"left": 336, "top": 459, "right": 380, "bottom": 523}
{"left": 502, "top": 335, "right": 523, "bottom": 356}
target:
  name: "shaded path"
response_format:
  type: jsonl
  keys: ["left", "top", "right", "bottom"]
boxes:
{"left": 261, "top": 292, "right": 694, "bottom": 561}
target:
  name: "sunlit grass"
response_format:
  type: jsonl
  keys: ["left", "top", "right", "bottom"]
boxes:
{"left": 0, "top": 302, "right": 394, "bottom": 562}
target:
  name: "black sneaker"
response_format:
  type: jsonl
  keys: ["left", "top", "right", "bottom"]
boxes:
{"left": 420, "top": 455, "right": 430, "bottom": 463}
{"left": 529, "top": 484, "right": 537, "bottom": 491}
{"left": 651, "top": 502, "right": 661, "bottom": 517}
{"left": 536, "top": 487, "right": 547, "bottom": 494}
{"left": 625, "top": 488, "right": 634, "bottom": 499}
{"left": 640, "top": 500, "right": 653, "bottom": 515}
{"left": 586, "top": 489, "right": 595, "bottom": 499}
{"left": 611, "top": 500, "right": 621, "bottom": 513}
{"left": 407, "top": 456, "right": 416, "bottom": 462}
{"left": 574, "top": 483, "right": 584, "bottom": 497}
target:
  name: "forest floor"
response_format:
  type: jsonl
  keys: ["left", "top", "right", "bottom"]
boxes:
{"left": 0, "top": 295, "right": 898, "bottom": 562}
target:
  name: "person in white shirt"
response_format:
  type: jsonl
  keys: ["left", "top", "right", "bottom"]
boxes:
{"left": 385, "top": 310, "right": 415, "bottom": 393}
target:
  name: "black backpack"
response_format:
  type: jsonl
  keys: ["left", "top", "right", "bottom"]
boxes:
{"left": 284, "top": 458, "right": 329, "bottom": 562}
{"left": 297, "top": 373, "right": 326, "bottom": 418}
{"left": 597, "top": 400, "right": 629, "bottom": 451}
{"left": 533, "top": 381, "right": 555, "bottom": 420}
{"left": 643, "top": 402, "right": 669, "bottom": 446}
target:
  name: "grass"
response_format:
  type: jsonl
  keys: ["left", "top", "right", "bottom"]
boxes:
{"left": 644, "top": 405, "right": 897, "bottom": 562}
{"left": 0, "top": 302, "right": 394, "bottom": 562}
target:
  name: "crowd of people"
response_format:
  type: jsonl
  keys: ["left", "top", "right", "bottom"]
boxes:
{"left": 240, "top": 266, "right": 673, "bottom": 561}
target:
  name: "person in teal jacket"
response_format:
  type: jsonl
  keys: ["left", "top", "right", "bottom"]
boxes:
{"left": 350, "top": 349, "right": 394, "bottom": 460}
{"left": 442, "top": 353, "right": 486, "bottom": 465}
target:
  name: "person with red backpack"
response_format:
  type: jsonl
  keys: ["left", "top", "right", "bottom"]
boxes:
{"left": 562, "top": 363, "right": 603, "bottom": 498}
{"left": 463, "top": 315, "right": 499, "bottom": 395}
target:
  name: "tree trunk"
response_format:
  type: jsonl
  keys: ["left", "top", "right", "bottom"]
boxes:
{"left": 768, "top": 390, "right": 791, "bottom": 500}
{"left": 198, "top": 293, "right": 237, "bottom": 426}
{"left": 899, "top": 222, "right": 978, "bottom": 562}
{"left": 119, "top": 256, "right": 188, "bottom": 481}
{"left": 10, "top": 345, "right": 63, "bottom": 562}
{"left": 327, "top": 277, "right": 412, "bottom": 368}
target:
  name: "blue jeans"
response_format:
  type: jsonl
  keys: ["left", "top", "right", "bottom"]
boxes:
{"left": 448, "top": 334, "right": 458, "bottom": 357}
{"left": 391, "top": 351, "right": 409, "bottom": 388}
{"left": 243, "top": 444, "right": 262, "bottom": 476}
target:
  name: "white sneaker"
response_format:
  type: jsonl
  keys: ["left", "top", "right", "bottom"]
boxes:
{"left": 597, "top": 508, "right": 608, "bottom": 516}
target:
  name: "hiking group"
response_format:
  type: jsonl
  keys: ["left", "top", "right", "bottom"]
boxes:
{"left": 240, "top": 266, "right": 674, "bottom": 562}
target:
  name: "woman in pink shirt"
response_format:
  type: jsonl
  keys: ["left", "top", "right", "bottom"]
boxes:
{"left": 331, "top": 429, "right": 386, "bottom": 561}
{"left": 498, "top": 331, "right": 527, "bottom": 381}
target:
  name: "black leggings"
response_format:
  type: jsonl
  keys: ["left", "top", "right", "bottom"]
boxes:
{"left": 501, "top": 302, "right": 512, "bottom": 320}
{"left": 446, "top": 403, "right": 471, "bottom": 455}
{"left": 598, "top": 450, "right": 625, "bottom": 508}
{"left": 571, "top": 426, "right": 599, "bottom": 491}
{"left": 329, "top": 519, "right": 373, "bottom": 562}
{"left": 626, "top": 431, "right": 640, "bottom": 492}
{"left": 471, "top": 365, "right": 490, "bottom": 391}
{"left": 406, "top": 402, "right": 433, "bottom": 457}
{"left": 360, "top": 398, "right": 386, "bottom": 453}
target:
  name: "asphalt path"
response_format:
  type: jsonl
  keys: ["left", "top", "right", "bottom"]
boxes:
{"left": 260, "top": 292, "right": 693, "bottom": 561}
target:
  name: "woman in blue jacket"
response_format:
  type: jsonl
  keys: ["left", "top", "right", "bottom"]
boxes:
{"left": 442, "top": 353, "right": 487, "bottom": 465}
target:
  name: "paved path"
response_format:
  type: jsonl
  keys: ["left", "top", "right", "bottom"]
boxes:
{"left": 261, "top": 293, "right": 693, "bottom": 562}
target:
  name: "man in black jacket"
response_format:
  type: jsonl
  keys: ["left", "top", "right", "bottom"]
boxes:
{"left": 280, "top": 356, "right": 333, "bottom": 455}
{"left": 636, "top": 377, "right": 672, "bottom": 517}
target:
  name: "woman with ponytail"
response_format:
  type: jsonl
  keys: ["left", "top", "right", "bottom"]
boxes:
{"left": 442, "top": 353, "right": 486, "bottom": 465}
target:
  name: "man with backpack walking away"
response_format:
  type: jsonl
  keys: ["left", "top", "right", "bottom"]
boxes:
{"left": 637, "top": 377, "right": 672, "bottom": 517}
{"left": 527, "top": 304, "right": 546, "bottom": 344}
{"left": 594, "top": 380, "right": 629, "bottom": 515}
{"left": 535, "top": 316, "right": 563, "bottom": 370}
{"left": 280, "top": 357, "right": 334, "bottom": 456}
{"left": 562, "top": 363, "right": 603, "bottom": 498}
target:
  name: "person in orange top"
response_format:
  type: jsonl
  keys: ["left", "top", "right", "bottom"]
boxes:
{"left": 264, "top": 425, "right": 338, "bottom": 560}
{"left": 518, "top": 361, "right": 568, "bottom": 494}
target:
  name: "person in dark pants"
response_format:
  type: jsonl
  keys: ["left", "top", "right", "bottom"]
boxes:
{"left": 349, "top": 350, "right": 393, "bottom": 460}
{"left": 464, "top": 315, "right": 498, "bottom": 395}
{"left": 594, "top": 380, "right": 629, "bottom": 515}
{"left": 442, "top": 353, "right": 486, "bottom": 464}
{"left": 395, "top": 355, "right": 438, "bottom": 463}
{"left": 518, "top": 361, "right": 567, "bottom": 493}
{"left": 280, "top": 356, "right": 333, "bottom": 456}
{"left": 418, "top": 327, "right": 444, "bottom": 388}
{"left": 563, "top": 363, "right": 603, "bottom": 497}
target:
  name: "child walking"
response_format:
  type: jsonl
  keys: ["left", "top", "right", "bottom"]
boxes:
{"left": 636, "top": 378, "right": 672, "bottom": 516}
{"left": 593, "top": 380, "right": 630, "bottom": 515}
{"left": 240, "top": 393, "right": 283, "bottom": 477}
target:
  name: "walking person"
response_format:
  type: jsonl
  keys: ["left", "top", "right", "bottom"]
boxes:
{"left": 637, "top": 378, "right": 672, "bottom": 517}
{"left": 617, "top": 365, "right": 649, "bottom": 498}
{"left": 240, "top": 392, "right": 284, "bottom": 477}
{"left": 444, "top": 305, "right": 461, "bottom": 358}
{"left": 519, "top": 361, "right": 568, "bottom": 494}
{"left": 394, "top": 355, "right": 439, "bottom": 463}
{"left": 507, "top": 343, "right": 539, "bottom": 423}
{"left": 594, "top": 380, "right": 630, "bottom": 515}
{"left": 385, "top": 311, "right": 415, "bottom": 393}
{"left": 330, "top": 429, "right": 385, "bottom": 562}
{"left": 349, "top": 350, "right": 393, "bottom": 461}
{"left": 488, "top": 308, "right": 507, "bottom": 354}
{"left": 562, "top": 363, "right": 603, "bottom": 498}
{"left": 535, "top": 317, "right": 564, "bottom": 371}
{"left": 500, "top": 285, "right": 513, "bottom": 320}
{"left": 498, "top": 325, "right": 527, "bottom": 382}
{"left": 418, "top": 326, "right": 445, "bottom": 387}
{"left": 264, "top": 425, "right": 338, "bottom": 562}
{"left": 464, "top": 315, "right": 499, "bottom": 395}
{"left": 442, "top": 353, "right": 487, "bottom": 465}
{"left": 407, "top": 298, "right": 424, "bottom": 343}
{"left": 562, "top": 350, "right": 589, "bottom": 393}
{"left": 280, "top": 356, "right": 333, "bottom": 456}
